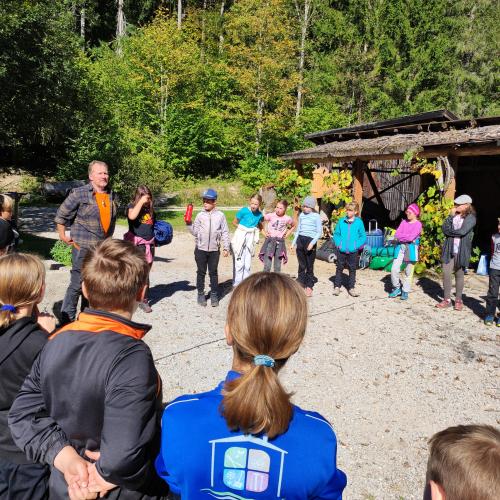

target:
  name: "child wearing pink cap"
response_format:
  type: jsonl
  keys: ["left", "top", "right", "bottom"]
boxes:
{"left": 388, "top": 203, "right": 422, "bottom": 300}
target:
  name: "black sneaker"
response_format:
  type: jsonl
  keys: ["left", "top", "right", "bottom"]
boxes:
{"left": 197, "top": 293, "right": 207, "bottom": 307}
{"left": 210, "top": 293, "right": 219, "bottom": 307}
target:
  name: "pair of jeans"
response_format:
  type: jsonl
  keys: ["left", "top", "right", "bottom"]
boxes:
{"left": 485, "top": 268, "right": 500, "bottom": 316}
{"left": 296, "top": 235, "right": 316, "bottom": 289}
{"left": 442, "top": 256, "right": 465, "bottom": 300}
{"left": 334, "top": 251, "right": 358, "bottom": 290}
{"left": 195, "top": 248, "right": 220, "bottom": 295}
{"left": 0, "top": 457, "right": 49, "bottom": 500}
{"left": 61, "top": 246, "right": 89, "bottom": 324}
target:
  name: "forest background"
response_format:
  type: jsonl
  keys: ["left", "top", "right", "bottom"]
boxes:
{"left": 0, "top": 0, "right": 498, "bottom": 200}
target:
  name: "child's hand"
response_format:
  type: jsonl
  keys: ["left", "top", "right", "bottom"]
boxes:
{"left": 223, "top": 249, "right": 229, "bottom": 257}
{"left": 84, "top": 451, "right": 117, "bottom": 497}
{"left": 54, "top": 446, "right": 90, "bottom": 490}
{"left": 60, "top": 234, "right": 74, "bottom": 245}
{"left": 307, "top": 243, "right": 314, "bottom": 251}
{"left": 139, "top": 195, "right": 150, "bottom": 206}
{"left": 37, "top": 313, "right": 56, "bottom": 333}
{"left": 87, "top": 463, "right": 116, "bottom": 497}
{"left": 68, "top": 483, "right": 97, "bottom": 500}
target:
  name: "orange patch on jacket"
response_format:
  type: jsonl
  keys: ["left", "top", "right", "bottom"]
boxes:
{"left": 49, "top": 312, "right": 147, "bottom": 341}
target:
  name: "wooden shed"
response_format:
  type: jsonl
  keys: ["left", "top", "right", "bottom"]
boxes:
{"left": 281, "top": 111, "right": 500, "bottom": 251}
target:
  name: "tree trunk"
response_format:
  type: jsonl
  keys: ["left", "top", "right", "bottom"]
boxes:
{"left": 116, "top": 0, "right": 126, "bottom": 53}
{"left": 201, "top": 0, "right": 208, "bottom": 62}
{"left": 80, "top": 6, "right": 86, "bottom": 39}
{"left": 294, "top": 0, "right": 313, "bottom": 123}
{"left": 218, "top": 0, "right": 226, "bottom": 54}
{"left": 177, "top": 0, "right": 182, "bottom": 29}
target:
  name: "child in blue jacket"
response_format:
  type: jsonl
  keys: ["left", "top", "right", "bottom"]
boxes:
{"left": 156, "top": 272, "right": 347, "bottom": 499}
{"left": 332, "top": 202, "right": 366, "bottom": 297}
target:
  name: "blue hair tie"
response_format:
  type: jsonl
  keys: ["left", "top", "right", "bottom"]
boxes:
{"left": 253, "top": 355, "right": 275, "bottom": 368}
{"left": 1, "top": 304, "right": 16, "bottom": 312}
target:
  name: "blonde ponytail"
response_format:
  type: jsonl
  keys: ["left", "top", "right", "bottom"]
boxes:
{"left": 0, "top": 253, "right": 45, "bottom": 329}
{"left": 222, "top": 272, "right": 307, "bottom": 439}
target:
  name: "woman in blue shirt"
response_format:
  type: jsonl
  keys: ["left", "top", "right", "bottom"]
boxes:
{"left": 156, "top": 272, "right": 347, "bottom": 499}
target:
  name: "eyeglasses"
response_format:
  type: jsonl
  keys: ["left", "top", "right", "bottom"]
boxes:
{"left": 203, "top": 198, "right": 215, "bottom": 203}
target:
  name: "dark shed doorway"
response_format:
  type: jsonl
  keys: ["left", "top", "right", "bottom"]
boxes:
{"left": 455, "top": 156, "right": 500, "bottom": 253}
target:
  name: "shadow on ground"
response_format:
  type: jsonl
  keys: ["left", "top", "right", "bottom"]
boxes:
{"left": 19, "top": 233, "right": 55, "bottom": 260}
{"left": 148, "top": 281, "right": 196, "bottom": 305}
{"left": 417, "top": 276, "right": 486, "bottom": 318}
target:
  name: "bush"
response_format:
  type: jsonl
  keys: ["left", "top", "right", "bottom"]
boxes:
{"left": 112, "top": 149, "right": 173, "bottom": 202}
{"left": 50, "top": 240, "right": 72, "bottom": 267}
{"left": 237, "top": 156, "right": 281, "bottom": 194}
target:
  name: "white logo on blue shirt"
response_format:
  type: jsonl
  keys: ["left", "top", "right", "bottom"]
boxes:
{"left": 201, "top": 435, "right": 287, "bottom": 499}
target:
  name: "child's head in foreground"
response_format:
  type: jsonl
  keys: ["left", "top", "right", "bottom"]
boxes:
{"left": 223, "top": 272, "right": 307, "bottom": 439}
{"left": 425, "top": 424, "right": 500, "bottom": 500}
{"left": 0, "top": 253, "right": 45, "bottom": 328}
{"left": 82, "top": 239, "right": 149, "bottom": 314}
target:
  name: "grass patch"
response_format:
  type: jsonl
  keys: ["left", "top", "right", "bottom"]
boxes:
{"left": 117, "top": 209, "right": 240, "bottom": 231}
{"left": 18, "top": 233, "right": 56, "bottom": 260}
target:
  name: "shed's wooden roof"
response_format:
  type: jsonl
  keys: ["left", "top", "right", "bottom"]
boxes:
{"left": 281, "top": 123, "right": 500, "bottom": 163}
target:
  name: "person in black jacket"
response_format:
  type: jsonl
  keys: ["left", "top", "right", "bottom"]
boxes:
{"left": 9, "top": 239, "right": 169, "bottom": 500}
{"left": 0, "top": 253, "right": 55, "bottom": 500}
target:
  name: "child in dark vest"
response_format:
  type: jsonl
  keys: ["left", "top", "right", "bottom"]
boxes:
{"left": 9, "top": 239, "right": 168, "bottom": 499}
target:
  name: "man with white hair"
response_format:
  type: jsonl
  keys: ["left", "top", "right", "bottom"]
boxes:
{"left": 55, "top": 160, "right": 117, "bottom": 324}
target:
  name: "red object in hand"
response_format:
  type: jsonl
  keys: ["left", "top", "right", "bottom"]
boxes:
{"left": 184, "top": 203, "right": 193, "bottom": 224}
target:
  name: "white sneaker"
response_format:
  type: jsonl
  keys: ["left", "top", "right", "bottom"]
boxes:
{"left": 333, "top": 287, "right": 341, "bottom": 296}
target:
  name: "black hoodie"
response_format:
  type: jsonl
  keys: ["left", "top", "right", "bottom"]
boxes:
{"left": 0, "top": 316, "right": 47, "bottom": 464}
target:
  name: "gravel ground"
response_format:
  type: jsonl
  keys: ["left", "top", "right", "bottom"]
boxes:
{"left": 23, "top": 207, "right": 499, "bottom": 500}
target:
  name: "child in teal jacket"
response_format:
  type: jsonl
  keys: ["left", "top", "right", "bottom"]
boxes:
{"left": 332, "top": 202, "right": 366, "bottom": 297}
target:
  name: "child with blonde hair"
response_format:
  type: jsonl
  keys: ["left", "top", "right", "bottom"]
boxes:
{"left": 232, "top": 194, "right": 264, "bottom": 286}
{"left": 332, "top": 201, "right": 366, "bottom": 297}
{"left": 425, "top": 424, "right": 500, "bottom": 500}
{"left": 259, "top": 199, "right": 295, "bottom": 272}
{"left": 0, "top": 253, "right": 55, "bottom": 499}
{"left": 0, "top": 194, "right": 18, "bottom": 253}
{"left": 156, "top": 272, "right": 347, "bottom": 498}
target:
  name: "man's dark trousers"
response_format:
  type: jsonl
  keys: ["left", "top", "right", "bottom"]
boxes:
{"left": 195, "top": 248, "right": 220, "bottom": 295}
{"left": 61, "top": 246, "right": 89, "bottom": 324}
{"left": 334, "top": 251, "right": 358, "bottom": 290}
{"left": 486, "top": 268, "right": 500, "bottom": 316}
{"left": 296, "top": 235, "right": 316, "bottom": 289}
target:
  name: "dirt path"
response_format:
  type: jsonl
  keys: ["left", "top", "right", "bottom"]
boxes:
{"left": 22, "top": 207, "right": 499, "bottom": 500}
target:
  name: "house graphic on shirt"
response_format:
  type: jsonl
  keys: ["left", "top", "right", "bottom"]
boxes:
{"left": 201, "top": 434, "right": 288, "bottom": 499}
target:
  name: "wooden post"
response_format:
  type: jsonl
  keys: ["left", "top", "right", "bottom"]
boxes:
{"left": 352, "top": 160, "right": 366, "bottom": 210}
{"left": 444, "top": 155, "right": 458, "bottom": 200}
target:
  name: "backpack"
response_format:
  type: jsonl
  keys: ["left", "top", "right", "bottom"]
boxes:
{"left": 154, "top": 220, "right": 173, "bottom": 246}
{"left": 359, "top": 244, "right": 372, "bottom": 269}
